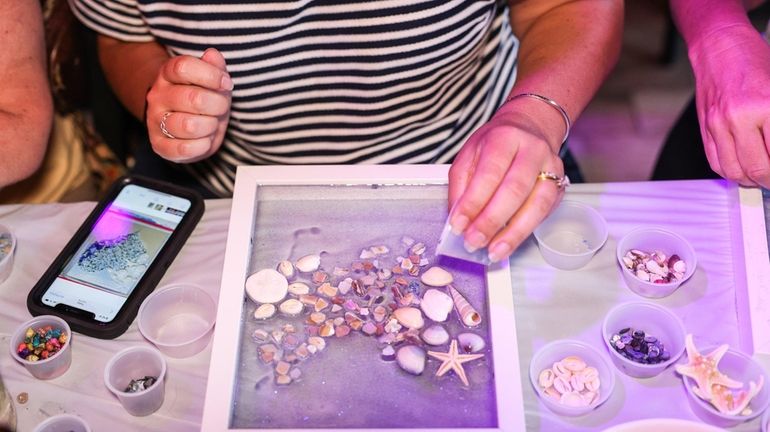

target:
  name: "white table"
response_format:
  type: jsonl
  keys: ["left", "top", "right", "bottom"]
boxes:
{"left": 0, "top": 180, "right": 767, "bottom": 431}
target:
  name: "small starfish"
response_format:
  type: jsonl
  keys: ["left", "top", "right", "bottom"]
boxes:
{"left": 427, "top": 339, "right": 484, "bottom": 386}
{"left": 675, "top": 334, "right": 742, "bottom": 400}
{"left": 707, "top": 376, "right": 764, "bottom": 416}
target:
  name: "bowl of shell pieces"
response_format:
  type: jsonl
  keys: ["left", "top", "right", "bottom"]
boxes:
{"left": 529, "top": 339, "right": 615, "bottom": 417}
{"left": 0, "top": 224, "right": 16, "bottom": 284}
{"left": 602, "top": 301, "right": 686, "bottom": 378}
{"left": 615, "top": 227, "right": 696, "bottom": 299}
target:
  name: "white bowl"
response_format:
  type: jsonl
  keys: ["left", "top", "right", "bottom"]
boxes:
{"left": 616, "top": 227, "right": 696, "bottom": 298}
{"left": 601, "top": 302, "right": 686, "bottom": 378}
{"left": 104, "top": 345, "right": 166, "bottom": 416}
{"left": 681, "top": 346, "right": 770, "bottom": 428}
{"left": 533, "top": 200, "right": 608, "bottom": 270}
{"left": 32, "top": 413, "right": 91, "bottom": 432}
{"left": 0, "top": 223, "right": 17, "bottom": 284}
{"left": 9, "top": 315, "right": 72, "bottom": 380}
{"left": 138, "top": 284, "right": 216, "bottom": 358}
{"left": 603, "top": 418, "right": 723, "bottom": 432}
{"left": 762, "top": 402, "right": 769, "bottom": 432}
{"left": 529, "top": 339, "right": 615, "bottom": 416}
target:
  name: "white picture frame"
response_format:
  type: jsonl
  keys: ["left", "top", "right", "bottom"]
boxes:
{"left": 202, "top": 165, "right": 524, "bottom": 432}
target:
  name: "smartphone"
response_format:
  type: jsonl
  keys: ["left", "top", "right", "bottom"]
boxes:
{"left": 27, "top": 176, "right": 204, "bottom": 339}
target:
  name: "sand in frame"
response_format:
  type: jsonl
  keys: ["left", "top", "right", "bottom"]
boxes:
{"left": 202, "top": 165, "right": 524, "bottom": 431}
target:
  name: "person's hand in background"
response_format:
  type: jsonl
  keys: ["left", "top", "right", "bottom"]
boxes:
{"left": 145, "top": 48, "right": 233, "bottom": 163}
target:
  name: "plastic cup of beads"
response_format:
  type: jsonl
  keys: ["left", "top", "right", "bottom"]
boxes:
{"left": 138, "top": 283, "right": 216, "bottom": 358}
{"left": 32, "top": 413, "right": 91, "bottom": 432}
{"left": 533, "top": 201, "right": 608, "bottom": 270}
{"left": 0, "top": 224, "right": 16, "bottom": 284}
{"left": 9, "top": 315, "right": 72, "bottom": 380}
{"left": 104, "top": 345, "right": 167, "bottom": 416}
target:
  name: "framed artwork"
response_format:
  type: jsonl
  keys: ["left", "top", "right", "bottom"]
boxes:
{"left": 202, "top": 165, "right": 524, "bottom": 431}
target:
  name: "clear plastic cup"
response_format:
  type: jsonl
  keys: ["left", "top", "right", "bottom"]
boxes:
{"left": 9, "top": 315, "right": 72, "bottom": 380}
{"left": 138, "top": 283, "right": 216, "bottom": 358}
{"left": 762, "top": 402, "right": 769, "bottom": 432}
{"left": 681, "top": 347, "right": 769, "bottom": 428}
{"left": 104, "top": 345, "right": 166, "bottom": 416}
{"left": 32, "top": 414, "right": 91, "bottom": 432}
{"left": 529, "top": 339, "right": 615, "bottom": 416}
{"left": 601, "top": 302, "right": 686, "bottom": 378}
{"left": 616, "top": 226, "right": 697, "bottom": 298}
{"left": 0, "top": 224, "right": 17, "bottom": 284}
{"left": 533, "top": 200, "right": 608, "bottom": 270}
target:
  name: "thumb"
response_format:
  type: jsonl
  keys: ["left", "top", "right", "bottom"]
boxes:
{"left": 201, "top": 47, "right": 227, "bottom": 71}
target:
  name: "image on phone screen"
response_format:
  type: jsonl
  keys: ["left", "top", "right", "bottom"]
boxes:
{"left": 41, "top": 184, "right": 192, "bottom": 323}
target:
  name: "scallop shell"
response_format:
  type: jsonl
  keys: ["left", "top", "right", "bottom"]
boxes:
{"left": 457, "top": 332, "right": 485, "bottom": 353}
{"left": 245, "top": 269, "right": 288, "bottom": 304}
{"left": 278, "top": 298, "right": 303, "bottom": 316}
{"left": 396, "top": 345, "right": 426, "bottom": 375}
{"left": 253, "top": 303, "right": 276, "bottom": 320}
{"left": 421, "top": 324, "right": 450, "bottom": 346}
{"left": 295, "top": 254, "right": 321, "bottom": 273}
{"left": 420, "top": 266, "right": 453, "bottom": 287}
{"left": 392, "top": 307, "right": 425, "bottom": 330}
{"left": 447, "top": 285, "right": 482, "bottom": 327}
{"left": 420, "top": 289, "right": 453, "bottom": 322}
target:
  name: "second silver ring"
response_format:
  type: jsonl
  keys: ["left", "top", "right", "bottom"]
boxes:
{"left": 160, "top": 112, "right": 175, "bottom": 139}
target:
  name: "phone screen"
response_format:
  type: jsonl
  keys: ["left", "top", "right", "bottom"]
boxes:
{"left": 40, "top": 184, "right": 192, "bottom": 323}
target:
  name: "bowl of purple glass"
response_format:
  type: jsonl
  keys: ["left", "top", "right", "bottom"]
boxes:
{"left": 601, "top": 301, "right": 686, "bottom": 378}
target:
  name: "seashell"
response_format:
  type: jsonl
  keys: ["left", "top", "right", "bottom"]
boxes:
{"left": 276, "top": 260, "right": 295, "bottom": 279}
{"left": 307, "top": 336, "right": 326, "bottom": 351}
{"left": 381, "top": 345, "right": 396, "bottom": 361}
{"left": 402, "top": 236, "right": 415, "bottom": 247}
{"left": 333, "top": 316, "right": 344, "bottom": 326}
{"left": 585, "top": 376, "right": 601, "bottom": 392}
{"left": 294, "top": 344, "right": 309, "bottom": 359}
{"left": 252, "top": 329, "right": 269, "bottom": 343}
{"left": 309, "top": 312, "right": 326, "bottom": 325}
{"left": 400, "top": 258, "right": 414, "bottom": 271}
{"left": 289, "top": 368, "right": 302, "bottom": 380}
{"left": 377, "top": 268, "right": 392, "bottom": 280}
{"left": 457, "top": 332, "right": 486, "bottom": 353}
{"left": 560, "top": 391, "right": 587, "bottom": 407}
{"left": 582, "top": 391, "right": 598, "bottom": 406}
{"left": 579, "top": 366, "right": 599, "bottom": 382}
{"left": 371, "top": 245, "right": 390, "bottom": 255}
{"left": 362, "top": 321, "right": 377, "bottom": 335}
{"left": 447, "top": 285, "right": 482, "bottom": 327}
{"left": 562, "top": 355, "right": 587, "bottom": 372}
{"left": 538, "top": 369, "right": 555, "bottom": 388}
{"left": 275, "top": 361, "right": 291, "bottom": 376}
{"left": 669, "top": 254, "right": 686, "bottom": 273}
{"left": 338, "top": 278, "right": 353, "bottom": 295}
{"left": 421, "top": 324, "right": 450, "bottom": 346}
{"left": 552, "top": 362, "right": 571, "bottom": 379}
{"left": 245, "top": 269, "right": 288, "bottom": 304}
{"left": 645, "top": 260, "right": 667, "bottom": 277}
{"left": 372, "top": 305, "right": 387, "bottom": 323}
{"left": 651, "top": 251, "right": 667, "bottom": 266}
{"left": 420, "top": 267, "right": 453, "bottom": 287}
{"left": 553, "top": 376, "right": 572, "bottom": 394}
{"left": 299, "top": 294, "right": 319, "bottom": 305}
{"left": 331, "top": 304, "right": 342, "bottom": 313}
{"left": 384, "top": 318, "right": 402, "bottom": 333}
{"left": 275, "top": 375, "right": 291, "bottom": 385}
{"left": 312, "top": 271, "right": 328, "bottom": 284}
{"left": 287, "top": 282, "right": 310, "bottom": 296}
{"left": 335, "top": 325, "right": 351, "bottom": 337}
{"left": 630, "top": 249, "right": 649, "bottom": 259}
{"left": 258, "top": 343, "right": 279, "bottom": 363}
{"left": 544, "top": 386, "right": 561, "bottom": 401}
{"left": 319, "top": 323, "right": 335, "bottom": 337}
{"left": 314, "top": 298, "right": 329, "bottom": 312}
{"left": 360, "top": 248, "right": 376, "bottom": 259}
{"left": 278, "top": 298, "right": 303, "bottom": 316}
{"left": 410, "top": 242, "right": 426, "bottom": 255}
{"left": 361, "top": 274, "right": 377, "bottom": 286}
{"left": 420, "top": 289, "right": 453, "bottom": 322}
{"left": 392, "top": 307, "right": 425, "bottom": 330}
{"left": 271, "top": 330, "right": 285, "bottom": 344}
{"left": 396, "top": 345, "right": 426, "bottom": 375}
{"left": 569, "top": 374, "right": 585, "bottom": 392}
{"left": 621, "top": 256, "right": 634, "bottom": 269}
{"left": 332, "top": 266, "right": 349, "bottom": 276}
{"left": 295, "top": 254, "right": 321, "bottom": 273}
{"left": 317, "top": 283, "right": 338, "bottom": 297}
{"left": 253, "top": 303, "right": 276, "bottom": 320}
{"left": 635, "top": 269, "right": 650, "bottom": 282}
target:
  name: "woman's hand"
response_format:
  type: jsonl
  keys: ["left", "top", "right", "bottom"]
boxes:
{"left": 689, "top": 24, "right": 770, "bottom": 187}
{"left": 448, "top": 100, "right": 567, "bottom": 263}
{"left": 145, "top": 48, "right": 233, "bottom": 163}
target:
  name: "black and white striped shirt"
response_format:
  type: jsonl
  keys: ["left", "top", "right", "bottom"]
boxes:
{"left": 70, "top": 0, "right": 519, "bottom": 196}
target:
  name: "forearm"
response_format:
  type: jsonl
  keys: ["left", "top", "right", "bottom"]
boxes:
{"left": 97, "top": 35, "right": 169, "bottom": 120}
{"left": 505, "top": 0, "right": 623, "bottom": 151}
{"left": 671, "top": 0, "right": 755, "bottom": 57}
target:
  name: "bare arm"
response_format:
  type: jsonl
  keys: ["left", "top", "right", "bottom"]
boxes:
{"left": 671, "top": 0, "right": 770, "bottom": 187}
{"left": 448, "top": 0, "right": 622, "bottom": 262}
{"left": 0, "top": 1, "right": 53, "bottom": 187}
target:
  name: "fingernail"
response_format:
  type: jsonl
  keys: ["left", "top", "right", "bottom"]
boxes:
{"left": 180, "top": 140, "right": 211, "bottom": 158}
{"left": 221, "top": 74, "right": 233, "bottom": 91}
{"left": 488, "top": 242, "right": 511, "bottom": 263}
{"left": 463, "top": 231, "right": 486, "bottom": 253}
{"left": 450, "top": 215, "right": 469, "bottom": 235}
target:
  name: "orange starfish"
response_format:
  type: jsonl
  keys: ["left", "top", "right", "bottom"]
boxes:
{"left": 707, "top": 376, "right": 764, "bottom": 416}
{"left": 675, "top": 334, "right": 742, "bottom": 400}
{"left": 427, "top": 339, "right": 484, "bottom": 386}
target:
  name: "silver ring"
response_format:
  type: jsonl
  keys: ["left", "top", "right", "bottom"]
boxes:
{"left": 537, "top": 171, "right": 570, "bottom": 189}
{"left": 160, "top": 112, "right": 175, "bottom": 139}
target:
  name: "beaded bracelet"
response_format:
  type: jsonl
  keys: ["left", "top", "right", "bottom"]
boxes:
{"left": 505, "top": 93, "right": 571, "bottom": 144}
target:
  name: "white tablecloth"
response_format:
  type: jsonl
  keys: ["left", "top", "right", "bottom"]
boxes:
{"left": 0, "top": 180, "right": 767, "bottom": 431}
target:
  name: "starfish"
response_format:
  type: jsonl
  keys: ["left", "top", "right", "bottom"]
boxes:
{"left": 707, "top": 376, "right": 764, "bottom": 416}
{"left": 675, "top": 334, "right": 742, "bottom": 400}
{"left": 427, "top": 339, "right": 484, "bottom": 386}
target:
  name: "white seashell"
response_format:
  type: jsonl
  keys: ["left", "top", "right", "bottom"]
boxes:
{"left": 295, "top": 254, "right": 321, "bottom": 273}
{"left": 447, "top": 285, "right": 482, "bottom": 327}
{"left": 396, "top": 345, "right": 426, "bottom": 375}
{"left": 651, "top": 251, "right": 667, "bottom": 266}
{"left": 421, "top": 324, "right": 450, "bottom": 346}
{"left": 635, "top": 269, "right": 650, "bottom": 282}
{"left": 457, "top": 332, "right": 486, "bottom": 353}
{"left": 278, "top": 298, "right": 303, "bottom": 316}
{"left": 392, "top": 307, "right": 425, "bottom": 330}
{"left": 420, "top": 289, "right": 453, "bottom": 322}
{"left": 579, "top": 366, "right": 599, "bottom": 382}
{"left": 371, "top": 245, "right": 390, "bottom": 255}
{"left": 307, "top": 336, "right": 326, "bottom": 351}
{"left": 253, "top": 303, "right": 276, "bottom": 320}
{"left": 552, "top": 362, "right": 572, "bottom": 379}
{"left": 544, "top": 387, "right": 561, "bottom": 401}
{"left": 621, "top": 256, "right": 634, "bottom": 269}
{"left": 562, "top": 355, "right": 587, "bottom": 372}
{"left": 582, "top": 391, "right": 598, "bottom": 406}
{"left": 645, "top": 260, "right": 667, "bottom": 277}
{"left": 287, "top": 282, "right": 310, "bottom": 296}
{"left": 245, "top": 269, "right": 288, "bottom": 304}
{"left": 553, "top": 376, "right": 572, "bottom": 394}
{"left": 569, "top": 374, "right": 585, "bottom": 392}
{"left": 276, "top": 260, "right": 295, "bottom": 279}
{"left": 359, "top": 249, "right": 376, "bottom": 259}
{"left": 538, "top": 369, "right": 555, "bottom": 388}
{"left": 585, "top": 376, "right": 601, "bottom": 392}
{"left": 670, "top": 255, "right": 686, "bottom": 273}
{"left": 560, "top": 391, "right": 588, "bottom": 407}
{"left": 420, "top": 267, "right": 453, "bottom": 287}
{"left": 337, "top": 278, "right": 353, "bottom": 295}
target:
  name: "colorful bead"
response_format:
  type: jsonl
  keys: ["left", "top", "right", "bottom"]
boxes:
{"left": 16, "top": 325, "right": 67, "bottom": 362}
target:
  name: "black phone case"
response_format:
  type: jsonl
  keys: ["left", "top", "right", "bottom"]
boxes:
{"left": 26, "top": 175, "right": 205, "bottom": 339}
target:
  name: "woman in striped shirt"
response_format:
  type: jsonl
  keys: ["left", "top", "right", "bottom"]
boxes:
{"left": 70, "top": 0, "right": 622, "bottom": 263}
